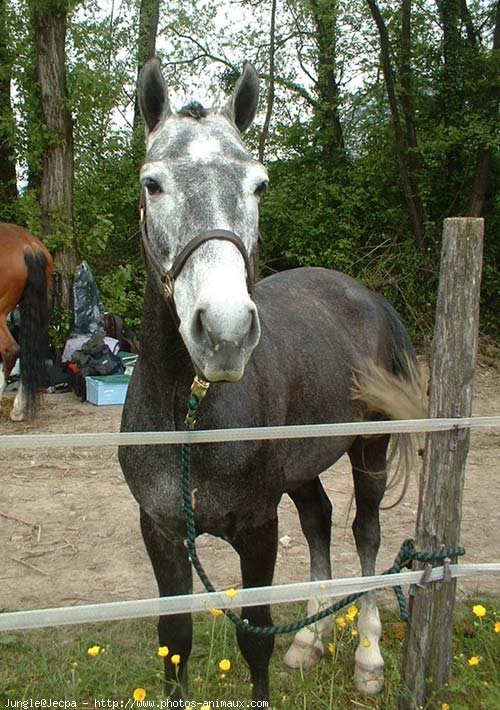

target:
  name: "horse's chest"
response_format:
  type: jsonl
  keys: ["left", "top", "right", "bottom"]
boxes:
{"left": 120, "top": 439, "right": 279, "bottom": 541}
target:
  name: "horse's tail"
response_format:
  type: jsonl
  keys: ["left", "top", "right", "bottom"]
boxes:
{"left": 352, "top": 298, "right": 428, "bottom": 507}
{"left": 18, "top": 248, "right": 50, "bottom": 418}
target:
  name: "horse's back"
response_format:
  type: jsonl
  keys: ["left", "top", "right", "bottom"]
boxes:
{"left": 254, "top": 266, "right": 394, "bottom": 376}
{"left": 0, "top": 224, "right": 52, "bottom": 311}
{"left": 257, "top": 266, "right": 381, "bottom": 314}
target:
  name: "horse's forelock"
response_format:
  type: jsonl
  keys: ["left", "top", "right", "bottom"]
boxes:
{"left": 177, "top": 101, "right": 208, "bottom": 120}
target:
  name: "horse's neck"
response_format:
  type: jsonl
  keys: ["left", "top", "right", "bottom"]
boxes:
{"left": 139, "top": 279, "right": 192, "bottom": 384}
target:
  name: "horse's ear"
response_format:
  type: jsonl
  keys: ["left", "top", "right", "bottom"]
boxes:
{"left": 138, "top": 58, "right": 172, "bottom": 134}
{"left": 222, "top": 62, "right": 259, "bottom": 133}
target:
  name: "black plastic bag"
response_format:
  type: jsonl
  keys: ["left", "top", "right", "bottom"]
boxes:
{"left": 73, "top": 261, "right": 104, "bottom": 335}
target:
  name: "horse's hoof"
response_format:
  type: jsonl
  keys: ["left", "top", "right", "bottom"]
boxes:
{"left": 354, "top": 663, "right": 384, "bottom": 696}
{"left": 10, "top": 410, "right": 24, "bottom": 422}
{"left": 283, "top": 639, "right": 323, "bottom": 670}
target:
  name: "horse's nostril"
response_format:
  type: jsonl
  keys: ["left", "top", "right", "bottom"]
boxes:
{"left": 191, "top": 300, "right": 260, "bottom": 354}
{"left": 192, "top": 307, "right": 207, "bottom": 343}
{"left": 246, "top": 304, "right": 261, "bottom": 347}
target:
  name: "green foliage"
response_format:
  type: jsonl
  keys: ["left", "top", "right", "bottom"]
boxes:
{"left": 259, "top": 118, "right": 439, "bottom": 341}
{"left": 41, "top": 205, "right": 73, "bottom": 253}
{"left": 1, "top": 0, "right": 499, "bottom": 342}
{"left": 97, "top": 263, "right": 145, "bottom": 332}
{"left": 481, "top": 184, "right": 500, "bottom": 340}
{"left": 16, "top": 188, "right": 42, "bottom": 235}
{"left": 49, "top": 306, "right": 73, "bottom": 352}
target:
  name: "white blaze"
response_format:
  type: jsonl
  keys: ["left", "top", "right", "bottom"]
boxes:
{"left": 188, "top": 136, "right": 221, "bottom": 163}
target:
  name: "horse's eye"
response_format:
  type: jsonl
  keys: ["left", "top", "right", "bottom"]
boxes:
{"left": 144, "top": 178, "right": 161, "bottom": 195}
{"left": 254, "top": 180, "right": 269, "bottom": 197}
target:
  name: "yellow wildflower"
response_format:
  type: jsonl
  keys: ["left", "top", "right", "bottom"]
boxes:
{"left": 335, "top": 616, "right": 347, "bottom": 629}
{"left": 157, "top": 645, "right": 169, "bottom": 658}
{"left": 441, "top": 704, "right": 450, "bottom": 710}
{"left": 494, "top": 621, "right": 500, "bottom": 633}
{"left": 225, "top": 587, "right": 238, "bottom": 598}
{"left": 468, "top": 656, "right": 480, "bottom": 666}
{"left": 210, "top": 608, "right": 223, "bottom": 617}
{"left": 171, "top": 654, "right": 181, "bottom": 665}
{"left": 71, "top": 661, "right": 78, "bottom": 668}
{"left": 346, "top": 605, "right": 358, "bottom": 621}
{"left": 328, "top": 642, "right": 335, "bottom": 655}
{"left": 472, "top": 604, "right": 486, "bottom": 618}
{"left": 133, "top": 688, "right": 146, "bottom": 702}
{"left": 219, "top": 658, "right": 231, "bottom": 672}
{"left": 362, "top": 638, "right": 371, "bottom": 648}
{"left": 201, "top": 706, "right": 211, "bottom": 710}
{"left": 351, "top": 629, "right": 359, "bottom": 637}
{"left": 87, "top": 645, "right": 101, "bottom": 657}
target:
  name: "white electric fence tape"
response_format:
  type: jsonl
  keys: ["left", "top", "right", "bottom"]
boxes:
{"left": 1, "top": 564, "right": 499, "bottom": 633}
{"left": 0, "top": 415, "right": 499, "bottom": 450}
{"left": 1, "top": 416, "right": 499, "bottom": 633}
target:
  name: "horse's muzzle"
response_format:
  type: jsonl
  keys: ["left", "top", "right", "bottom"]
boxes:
{"left": 191, "top": 299, "right": 260, "bottom": 382}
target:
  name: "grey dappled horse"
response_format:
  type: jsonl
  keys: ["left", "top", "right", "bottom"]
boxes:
{"left": 119, "top": 59, "right": 426, "bottom": 703}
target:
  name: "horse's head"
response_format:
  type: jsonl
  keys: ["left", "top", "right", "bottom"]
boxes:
{"left": 138, "top": 59, "right": 266, "bottom": 383}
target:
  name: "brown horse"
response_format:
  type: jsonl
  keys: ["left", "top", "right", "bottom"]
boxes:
{"left": 0, "top": 223, "right": 53, "bottom": 420}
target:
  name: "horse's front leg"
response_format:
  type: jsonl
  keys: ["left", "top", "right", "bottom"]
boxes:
{"left": 140, "top": 509, "right": 193, "bottom": 699}
{"left": 284, "top": 478, "right": 333, "bottom": 669}
{"left": 231, "top": 517, "right": 278, "bottom": 703}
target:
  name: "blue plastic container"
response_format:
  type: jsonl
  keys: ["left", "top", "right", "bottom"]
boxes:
{"left": 85, "top": 374, "right": 130, "bottom": 406}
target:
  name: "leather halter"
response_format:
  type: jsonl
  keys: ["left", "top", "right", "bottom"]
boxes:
{"left": 139, "top": 192, "right": 255, "bottom": 326}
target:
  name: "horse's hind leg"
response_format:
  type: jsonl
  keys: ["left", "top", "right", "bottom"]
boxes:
{"left": 231, "top": 517, "right": 278, "bottom": 702}
{"left": 10, "top": 385, "right": 27, "bottom": 421}
{"left": 284, "top": 478, "right": 333, "bottom": 670}
{"left": 140, "top": 509, "right": 193, "bottom": 699}
{"left": 348, "top": 435, "right": 388, "bottom": 696}
{"left": 0, "top": 320, "right": 20, "bottom": 407}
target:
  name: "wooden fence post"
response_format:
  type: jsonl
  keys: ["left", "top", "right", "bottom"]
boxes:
{"left": 400, "top": 218, "right": 484, "bottom": 708}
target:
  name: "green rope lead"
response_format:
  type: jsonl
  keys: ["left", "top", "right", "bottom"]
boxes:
{"left": 181, "top": 383, "right": 466, "bottom": 635}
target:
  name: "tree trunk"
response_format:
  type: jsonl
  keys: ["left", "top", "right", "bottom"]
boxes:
{"left": 399, "top": 0, "right": 420, "bottom": 176}
{"left": 436, "top": 0, "right": 463, "bottom": 212}
{"left": 467, "top": 148, "right": 493, "bottom": 217}
{"left": 258, "top": 0, "right": 277, "bottom": 163}
{"left": 0, "top": 0, "right": 18, "bottom": 218}
{"left": 133, "top": 0, "right": 160, "bottom": 135}
{"left": 309, "top": 0, "right": 347, "bottom": 165}
{"left": 437, "top": 0, "right": 463, "bottom": 125}
{"left": 466, "top": 0, "right": 500, "bottom": 216}
{"left": 31, "top": 1, "right": 77, "bottom": 313}
{"left": 366, "top": 0, "right": 427, "bottom": 251}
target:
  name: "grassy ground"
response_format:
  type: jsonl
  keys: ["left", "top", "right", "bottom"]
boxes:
{"left": 1, "top": 597, "right": 499, "bottom": 709}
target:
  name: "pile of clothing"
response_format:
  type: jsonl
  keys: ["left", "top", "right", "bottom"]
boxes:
{"left": 61, "top": 262, "right": 139, "bottom": 400}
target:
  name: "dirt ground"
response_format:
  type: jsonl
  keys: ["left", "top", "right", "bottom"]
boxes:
{"left": 0, "top": 364, "right": 499, "bottom": 615}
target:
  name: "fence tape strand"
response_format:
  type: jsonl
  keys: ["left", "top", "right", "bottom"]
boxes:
{"left": 1, "top": 415, "right": 499, "bottom": 450}
{"left": 1, "top": 563, "right": 499, "bottom": 633}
